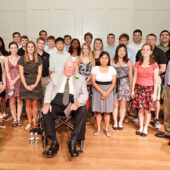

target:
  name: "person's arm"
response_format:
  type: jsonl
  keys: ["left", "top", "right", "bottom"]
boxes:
{"left": 0, "top": 60, "right": 6, "bottom": 92}
{"left": 131, "top": 66, "right": 138, "bottom": 98}
{"left": 128, "top": 60, "right": 133, "bottom": 95}
{"left": 153, "top": 68, "right": 159, "bottom": 101}
{"left": 159, "top": 64, "right": 166, "bottom": 75}
{"left": 75, "top": 58, "right": 80, "bottom": 73}
{"left": 30, "top": 64, "right": 42, "bottom": 91}
{"left": 49, "top": 53, "right": 55, "bottom": 75}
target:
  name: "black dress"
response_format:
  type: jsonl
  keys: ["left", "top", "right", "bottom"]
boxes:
{"left": 17, "top": 56, "right": 43, "bottom": 100}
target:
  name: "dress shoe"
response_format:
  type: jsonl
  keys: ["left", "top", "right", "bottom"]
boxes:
{"left": 46, "top": 140, "right": 59, "bottom": 157}
{"left": 155, "top": 132, "right": 170, "bottom": 138}
{"left": 141, "top": 132, "right": 148, "bottom": 137}
{"left": 68, "top": 140, "right": 79, "bottom": 157}
{"left": 136, "top": 131, "right": 142, "bottom": 135}
{"left": 112, "top": 125, "right": 118, "bottom": 130}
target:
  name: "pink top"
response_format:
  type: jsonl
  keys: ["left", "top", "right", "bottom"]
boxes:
{"left": 135, "top": 61, "right": 158, "bottom": 86}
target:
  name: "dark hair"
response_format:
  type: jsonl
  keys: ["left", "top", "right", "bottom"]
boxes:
{"left": 160, "top": 30, "right": 170, "bottom": 36}
{"left": 114, "top": 44, "right": 128, "bottom": 64}
{"left": 139, "top": 44, "right": 155, "bottom": 65}
{"left": 64, "top": 35, "right": 72, "bottom": 40}
{"left": 68, "top": 38, "right": 81, "bottom": 56}
{"left": 119, "top": 33, "right": 129, "bottom": 41}
{"left": 107, "top": 33, "right": 115, "bottom": 38}
{"left": 55, "top": 37, "right": 64, "bottom": 44}
{"left": 47, "top": 35, "right": 55, "bottom": 41}
{"left": 0, "top": 37, "right": 8, "bottom": 56}
{"left": 84, "top": 32, "right": 93, "bottom": 40}
{"left": 21, "top": 35, "right": 29, "bottom": 40}
{"left": 8, "top": 41, "right": 18, "bottom": 55}
{"left": 99, "top": 51, "right": 110, "bottom": 66}
{"left": 36, "top": 37, "right": 45, "bottom": 43}
{"left": 12, "top": 32, "right": 21, "bottom": 38}
{"left": 133, "top": 29, "right": 142, "bottom": 36}
{"left": 146, "top": 33, "right": 157, "bottom": 39}
{"left": 39, "top": 30, "right": 47, "bottom": 36}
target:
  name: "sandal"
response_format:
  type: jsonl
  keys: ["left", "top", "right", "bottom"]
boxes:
{"left": 105, "top": 129, "right": 111, "bottom": 137}
{"left": 12, "top": 121, "right": 18, "bottom": 127}
{"left": 2, "top": 113, "right": 8, "bottom": 119}
{"left": 94, "top": 128, "right": 101, "bottom": 136}
{"left": 18, "top": 121, "right": 23, "bottom": 126}
{"left": 25, "top": 124, "right": 32, "bottom": 131}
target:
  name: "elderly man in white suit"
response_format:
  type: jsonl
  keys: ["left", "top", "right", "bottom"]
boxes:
{"left": 42, "top": 60, "right": 88, "bottom": 158}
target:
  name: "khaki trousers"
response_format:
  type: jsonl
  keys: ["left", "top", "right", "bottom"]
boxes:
{"left": 41, "top": 76, "right": 50, "bottom": 96}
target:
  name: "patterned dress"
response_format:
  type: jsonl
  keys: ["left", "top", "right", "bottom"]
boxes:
{"left": 79, "top": 62, "right": 92, "bottom": 94}
{"left": 113, "top": 66, "right": 130, "bottom": 101}
{"left": 6, "top": 59, "right": 20, "bottom": 100}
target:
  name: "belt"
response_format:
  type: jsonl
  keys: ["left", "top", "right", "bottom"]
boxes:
{"left": 96, "top": 81, "right": 112, "bottom": 85}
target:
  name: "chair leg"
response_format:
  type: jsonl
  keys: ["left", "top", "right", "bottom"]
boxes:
{"left": 78, "top": 140, "right": 84, "bottom": 153}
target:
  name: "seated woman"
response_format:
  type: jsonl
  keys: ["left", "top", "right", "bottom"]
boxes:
{"left": 5, "top": 42, "right": 23, "bottom": 127}
{"left": 111, "top": 44, "right": 133, "bottom": 130}
{"left": 131, "top": 44, "right": 159, "bottom": 136}
{"left": 91, "top": 51, "right": 116, "bottom": 137}
{"left": 18, "top": 41, "right": 43, "bottom": 131}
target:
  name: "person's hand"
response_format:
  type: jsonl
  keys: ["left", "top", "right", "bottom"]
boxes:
{"left": 162, "top": 92, "right": 165, "bottom": 99}
{"left": 152, "top": 93, "right": 157, "bottom": 102}
{"left": 42, "top": 103, "right": 52, "bottom": 114}
{"left": 25, "top": 85, "right": 32, "bottom": 91}
{"left": 71, "top": 103, "right": 79, "bottom": 111}
{"left": 30, "top": 84, "right": 37, "bottom": 91}
{"left": 101, "top": 96, "right": 106, "bottom": 100}
{"left": 10, "top": 80, "right": 15, "bottom": 87}
{"left": 131, "top": 90, "right": 135, "bottom": 99}
{"left": 9, "top": 84, "right": 14, "bottom": 90}
{"left": 101, "top": 91, "right": 109, "bottom": 98}
{"left": 0, "top": 84, "right": 6, "bottom": 93}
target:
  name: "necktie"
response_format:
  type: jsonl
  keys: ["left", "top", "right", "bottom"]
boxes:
{"left": 62, "top": 78, "right": 69, "bottom": 106}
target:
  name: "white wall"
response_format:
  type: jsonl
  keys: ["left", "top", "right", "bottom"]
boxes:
{"left": 0, "top": 0, "right": 170, "bottom": 47}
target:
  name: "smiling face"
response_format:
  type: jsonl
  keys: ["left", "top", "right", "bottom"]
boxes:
{"left": 56, "top": 41, "right": 64, "bottom": 51}
{"left": 141, "top": 44, "right": 152, "bottom": 58}
{"left": 146, "top": 35, "right": 156, "bottom": 48}
{"left": 13, "top": 34, "right": 21, "bottom": 44}
{"left": 94, "top": 40, "right": 103, "bottom": 50}
{"left": 27, "top": 42, "right": 35, "bottom": 55}
{"left": 118, "top": 46, "right": 126, "bottom": 59}
{"left": 133, "top": 32, "right": 142, "bottom": 44}
{"left": 100, "top": 54, "right": 109, "bottom": 66}
{"left": 72, "top": 39, "right": 79, "bottom": 49}
{"left": 37, "top": 40, "right": 45, "bottom": 51}
{"left": 119, "top": 37, "right": 128, "bottom": 46}
{"left": 64, "top": 37, "right": 71, "bottom": 46}
{"left": 47, "top": 39, "right": 55, "bottom": 49}
{"left": 82, "top": 44, "right": 90, "bottom": 56}
{"left": 9, "top": 43, "right": 18, "bottom": 55}
{"left": 160, "top": 32, "right": 170, "bottom": 44}
{"left": 107, "top": 35, "right": 115, "bottom": 46}
{"left": 21, "top": 38, "right": 28, "bottom": 48}
{"left": 64, "top": 60, "right": 75, "bottom": 77}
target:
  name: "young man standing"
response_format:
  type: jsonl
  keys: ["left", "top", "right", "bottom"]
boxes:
{"left": 39, "top": 30, "right": 48, "bottom": 50}
{"left": 12, "top": 32, "right": 22, "bottom": 48}
{"left": 157, "top": 30, "right": 170, "bottom": 53}
{"left": 36, "top": 37, "right": 50, "bottom": 95}
{"left": 64, "top": 35, "right": 72, "bottom": 51}
{"left": 84, "top": 32, "right": 93, "bottom": 48}
{"left": 50, "top": 37, "right": 71, "bottom": 75}
{"left": 128, "top": 29, "right": 144, "bottom": 55}
{"left": 104, "top": 33, "right": 116, "bottom": 59}
{"left": 45, "top": 36, "right": 57, "bottom": 55}
{"left": 17, "top": 35, "right": 29, "bottom": 57}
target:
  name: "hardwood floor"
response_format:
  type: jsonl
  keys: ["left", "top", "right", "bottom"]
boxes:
{"left": 0, "top": 116, "right": 170, "bottom": 170}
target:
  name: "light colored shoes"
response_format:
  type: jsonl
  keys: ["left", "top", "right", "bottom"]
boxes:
{"left": 25, "top": 124, "right": 32, "bottom": 131}
{"left": 105, "top": 129, "right": 111, "bottom": 137}
{"left": 94, "top": 128, "right": 101, "bottom": 136}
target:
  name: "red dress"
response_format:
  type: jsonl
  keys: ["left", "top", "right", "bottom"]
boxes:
{"left": 6, "top": 59, "right": 20, "bottom": 100}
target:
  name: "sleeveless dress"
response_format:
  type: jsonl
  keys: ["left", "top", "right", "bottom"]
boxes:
{"left": 113, "top": 66, "right": 130, "bottom": 101}
{"left": 0, "top": 63, "right": 5, "bottom": 97}
{"left": 6, "top": 59, "right": 20, "bottom": 100}
{"left": 79, "top": 62, "right": 92, "bottom": 94}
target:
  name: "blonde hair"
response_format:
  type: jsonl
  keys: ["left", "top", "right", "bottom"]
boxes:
{"left": 24, "top": 41, "right": 39, "bottom": 63}
{"left": 77, "top": 43, "right": 95, "bottom": 67}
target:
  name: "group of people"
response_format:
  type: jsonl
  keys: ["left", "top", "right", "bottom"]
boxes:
{"left": 0, "top": 29, "right": 170, "bottom": 158}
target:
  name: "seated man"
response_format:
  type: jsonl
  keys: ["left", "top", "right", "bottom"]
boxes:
{"left": 42, "top": 60, "right": 88, "bottom": 158}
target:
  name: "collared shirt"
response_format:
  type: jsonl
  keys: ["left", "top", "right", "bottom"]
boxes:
{"left": 163, "top": 60, "right": 170, "bottom": 92}
{"left": 45, "top": 47, "right": 57, "bottom": 55}
{"left": 127, "top": 47, "right": 136, "bottom": 65}
{"left": 58, "top": 75, "right": 74, "bottom": 94}
{"left": 165, "top": 49, "right": 170, "bottom": 64}
{"left": 64, "top": 45, "right": 70, "bottom": 52}
{"left": 104, "top": 45, "right": 116, "bottom": 59}
{"left": 49, "top": 50, "right": 71, "bottom": 73}
{"left": 44, "top": 43, "right": 48, "bottom": 51}
{"left": 136, "top": 46, "right": 167, "bottom": 65}
{"left": 17, "top": 47, "right": 25, "bottom": 57}
{"left": 38, "top": 51, "right": 50, "bottom": 77}
{"left": 128, "top": 42, "right": 144, "bottom": 56}
{"left": 157, "top": 44, "right": 169, "bottom": 53}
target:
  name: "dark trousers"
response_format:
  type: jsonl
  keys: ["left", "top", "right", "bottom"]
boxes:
{"left": 43, "top": 93, "right": 87, "bottom": 143}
